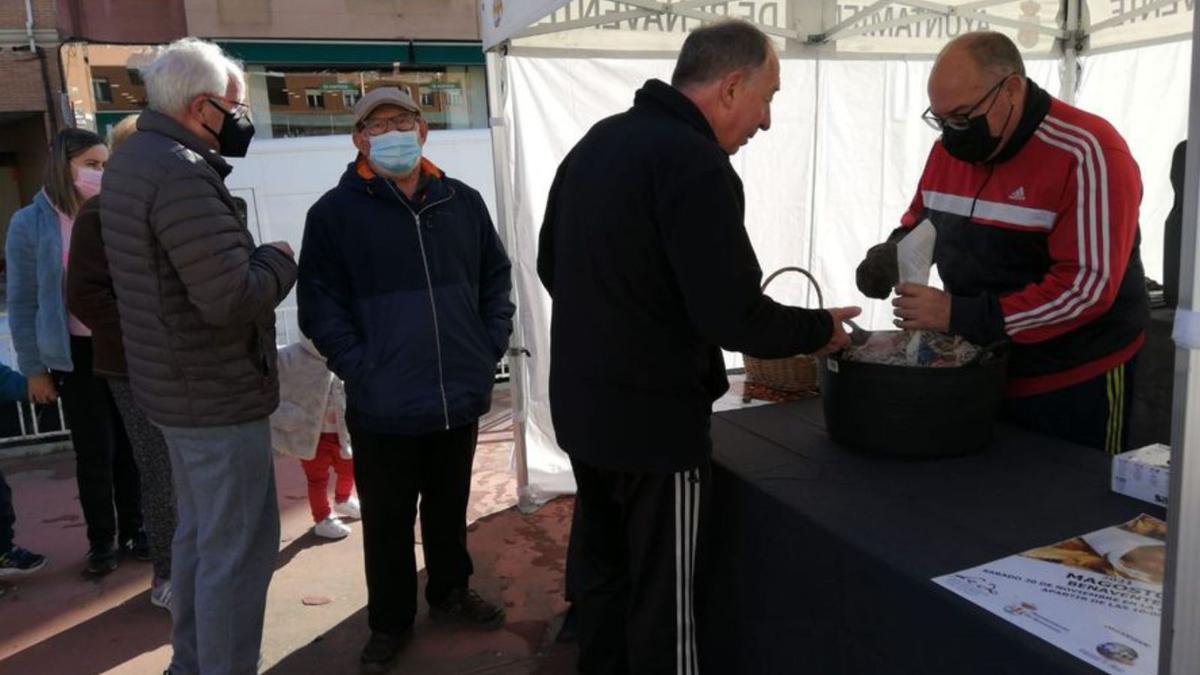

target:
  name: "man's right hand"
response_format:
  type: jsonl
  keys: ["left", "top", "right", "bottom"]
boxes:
{"left": 28, "top": 373, "right": 57, "bottom": 405}
{"left": 266, "top": 241, "right": 295, "bottom": 258}
{"left": 855, "top": 242, "right": 899, "bottom": 299}
{"left": 814, "top": 306, "right": 863, "bottom": 356}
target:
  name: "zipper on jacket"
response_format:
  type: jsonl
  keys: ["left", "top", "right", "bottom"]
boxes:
{"left": 386, "top": 181, "right": 454, "bottom": 429}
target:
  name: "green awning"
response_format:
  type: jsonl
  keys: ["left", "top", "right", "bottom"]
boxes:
{"left": 215, "top": 41, "right": 486, "bottom": 68}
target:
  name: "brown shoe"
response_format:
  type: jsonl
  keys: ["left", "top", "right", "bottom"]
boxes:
{"left": 429, "top": 588, "right": 505, "bottom": 629}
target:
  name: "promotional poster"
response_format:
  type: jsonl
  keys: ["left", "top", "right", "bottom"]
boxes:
{"left": 934, "top": 515, "right": 1166, "bottom": 674}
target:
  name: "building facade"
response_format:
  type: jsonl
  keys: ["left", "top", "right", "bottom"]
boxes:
{"left": 3, "top": 0, "right": 486, "bottom": 260}
{"left": 0, "top": 0, "right": 66, "bottom": 235}
{"left": 63, "top": 0, "right": 486, "bottom": 140}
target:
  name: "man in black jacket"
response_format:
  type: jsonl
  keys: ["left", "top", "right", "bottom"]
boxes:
{"left": 538, "top": 20, "right": 858, "bottom": 674}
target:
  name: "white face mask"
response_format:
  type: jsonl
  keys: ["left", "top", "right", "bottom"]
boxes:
{"left": 74, "top": 167, "right": 103, "bottom": 200}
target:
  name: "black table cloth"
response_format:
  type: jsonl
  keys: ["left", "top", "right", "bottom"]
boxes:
{"left": 699, "top": 399, "right": 1165, "bottom": 675}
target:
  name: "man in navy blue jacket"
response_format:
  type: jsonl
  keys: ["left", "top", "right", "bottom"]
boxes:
{"left": 0, "top": 361, "right": 48, "bottom": 580}
{"left": 298, "top": 87, "right": 514, "bottom": 671}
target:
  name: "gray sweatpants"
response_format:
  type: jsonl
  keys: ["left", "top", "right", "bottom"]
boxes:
{"left": 158, "top": 418, "right": 279, "bottom": 675}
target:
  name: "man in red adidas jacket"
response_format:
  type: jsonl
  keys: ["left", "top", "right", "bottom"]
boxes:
{"left": 857, "top": 32, "right": 1149, "bottom": 454}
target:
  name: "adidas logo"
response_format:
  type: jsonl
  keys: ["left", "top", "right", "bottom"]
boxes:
{"left": 1008, "top": 187, "right": 1026, "bottom": 201}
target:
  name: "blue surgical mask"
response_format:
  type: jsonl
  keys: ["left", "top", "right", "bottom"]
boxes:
{"left": 368, "top": 130, "right": 421, "bottom": 176}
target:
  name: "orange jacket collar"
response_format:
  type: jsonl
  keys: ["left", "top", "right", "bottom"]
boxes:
{"left": 356, "top": 156, "right": 444, "bottom": 182}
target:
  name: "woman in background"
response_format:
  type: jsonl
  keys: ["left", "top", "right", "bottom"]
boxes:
{"left": 6, "top": 128, "right": 144, "bottom": 578}
{"left": 69, "top": 115, "right": 175, "bottom": 608}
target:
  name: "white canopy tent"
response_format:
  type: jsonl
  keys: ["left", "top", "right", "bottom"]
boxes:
{"left": 479, "top": 2, "right": 1199, "bottom": 672}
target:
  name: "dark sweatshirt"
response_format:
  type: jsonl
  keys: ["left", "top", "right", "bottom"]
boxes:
{"left": 66, "top": 196, "right": 126, "bottom": 378}
{"left": 537, "top": 79, "right": 833, "bottom": 473}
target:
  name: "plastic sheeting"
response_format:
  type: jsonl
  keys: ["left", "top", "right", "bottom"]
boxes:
{"left": 503, "top": 1, "right": 1064, "bottom": 56}
{"left": 1085, "top": 0, "right": 1194, "bottom": 51}
{"left": 1075, "top": 39, "right": 1193, "bottom": 285}
{"left": 506, "top": 43, "right": 1186, "bottom": 499}
{"left": 481, "top": 0, "right": 570, "bottom": 50}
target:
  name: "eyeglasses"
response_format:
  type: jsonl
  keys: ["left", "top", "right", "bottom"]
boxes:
{"left": 921, "top": 75, "right": 1012, "bottom": 132}
{"left": 208, "top": 97, "right": 250, "bottom": 117}
{"left": 360, "top": 113, "right": 420, "bottom": 136}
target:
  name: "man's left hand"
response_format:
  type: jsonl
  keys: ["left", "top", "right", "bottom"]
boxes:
{"left": 892, "top": 283, "right": 950, "bottom": 332}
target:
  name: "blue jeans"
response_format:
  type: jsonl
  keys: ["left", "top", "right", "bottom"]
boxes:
{"left": 0, "top": 468, "right": 14, "bottom": 553}
{"left": 158, "top": 418, "right": 278, "bottom": 675}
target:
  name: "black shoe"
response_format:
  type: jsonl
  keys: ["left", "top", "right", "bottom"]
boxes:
{"left": 360, "top": 630, "right": 410, "bottom": 673}
{"left": 84, "top": 543, "right": 118, "bottom": 578}
{"left": 122, "top": 532, "right": 152, "bottom": 562}
{"left": 555, "top": 604, "right": 578, "bottom": 644}
{"left": 429, "top": 588, "right": 505, "bottom": 629}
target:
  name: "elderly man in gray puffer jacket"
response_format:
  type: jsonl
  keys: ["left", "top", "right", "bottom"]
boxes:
{"left": 100, "top": 38, "right": 296, "bottom": 675}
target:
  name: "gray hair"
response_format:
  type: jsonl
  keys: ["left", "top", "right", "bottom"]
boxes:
{"left": 963, "top": 32, "right": 1026, "bottom": 78}
{"left": 143, "top": 38, "right": 246, "bottom": 116}
{"left": 671, "top": 20, "right": 772, "bottom": 89}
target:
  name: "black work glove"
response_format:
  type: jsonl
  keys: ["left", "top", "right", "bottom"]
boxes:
{"left": 856, "top": 242, "right": 899, "bottom": 299}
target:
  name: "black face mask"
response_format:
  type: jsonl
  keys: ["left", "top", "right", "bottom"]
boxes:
{"left": 940, "top": 93, "right": 1015, "bottom": 164}
{"left": 203, "top": 99, "right": 255, "bottom": 158}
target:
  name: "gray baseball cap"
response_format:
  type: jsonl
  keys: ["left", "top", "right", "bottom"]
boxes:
{"left": 352, "top": 87, "right": 421, "bottom": 126}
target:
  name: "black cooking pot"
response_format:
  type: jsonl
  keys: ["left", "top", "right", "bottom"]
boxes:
{"left": 819, "top": 342, "right": 1008, "bottom": 457}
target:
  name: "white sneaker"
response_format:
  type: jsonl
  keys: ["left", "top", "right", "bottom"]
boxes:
{"left": 150, "top": 577, "right": 172, "bottom": 610}
{"left": 333, "top": 497, "right": 361, "bottom": 520}
{"left": 314, "top": 516, "right": 351, "bottom": 540}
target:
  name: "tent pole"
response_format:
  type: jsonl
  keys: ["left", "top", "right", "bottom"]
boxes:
{"left": 485, "top": 48, "right": 537, "bottom": 514}
{"left": 1060, "top": 0, "right": 1080, "bottom": 104}
{"left": 805, "top": 50, "right": 822, "bottom": 304}
{"left": 1161, "top": 6, "right": 1200, "bottom": 671}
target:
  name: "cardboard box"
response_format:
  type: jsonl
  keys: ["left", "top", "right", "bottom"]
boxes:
{"left": 1112, "top": 444, "right": 1171, "bottom": 507}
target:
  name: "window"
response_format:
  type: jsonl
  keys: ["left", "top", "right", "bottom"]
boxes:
{"left": 266, "top": 75, "right": 289, "bottom": 106}
{"left": 247, "top": 65, "right": 488, "bottom": 139}
{"left": 127, "top": 68, "right": 144, "bottom": 86}
{"left": 92, "top": 77, "right": 112, "bottom": 104}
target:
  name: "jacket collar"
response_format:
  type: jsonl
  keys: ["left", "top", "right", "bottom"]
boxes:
{"left": 989, "top": 78, "right": 1052, "bottom": 165}
{"left": 340, "top": 156, "right": 453, "bottom": 206}
{"left": 137, "top": 109, "right": 233, "bottom": 178}
{"left": 633, "top": 79, "right": 719, "bottom": 145}
{"left": 32, "top": 190, "right": 54, "bottom": 217}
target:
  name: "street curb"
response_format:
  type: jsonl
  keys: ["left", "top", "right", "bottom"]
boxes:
{"left": 0, "top": 440, "right": 71, "bottom": 461}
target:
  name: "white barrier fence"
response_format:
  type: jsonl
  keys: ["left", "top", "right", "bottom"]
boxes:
{"left": 0, "top": 329, "right": 70, "bottom": 446}
{"left": 0, "top": 306, "right": 510, "bottom": 449}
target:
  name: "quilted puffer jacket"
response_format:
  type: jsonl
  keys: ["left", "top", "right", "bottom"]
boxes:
{"left": 99, "top": 110, "right": 297, "bottom": 428}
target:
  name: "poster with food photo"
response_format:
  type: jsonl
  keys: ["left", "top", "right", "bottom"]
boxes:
{"left": 934, "top": 515, "right": 1165, "bottom": 675}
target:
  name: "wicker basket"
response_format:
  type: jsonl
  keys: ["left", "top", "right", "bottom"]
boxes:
{"left": 743, "top": 266, "right": 824, "bottom": 394}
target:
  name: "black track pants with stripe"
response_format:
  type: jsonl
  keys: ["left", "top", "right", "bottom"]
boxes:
{"left": 570, "top": 458, "right": 711, "bottom": 675}
{"left": 1002, "top": 358, "right": 1138, "bottom": 455}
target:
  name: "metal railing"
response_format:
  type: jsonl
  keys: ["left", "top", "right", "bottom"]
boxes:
{"left": 0, "top": 331, "right": 71, "bottom": 446}
{"left": 0, "top": 306, "right": 510, "bottom": 447}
